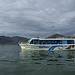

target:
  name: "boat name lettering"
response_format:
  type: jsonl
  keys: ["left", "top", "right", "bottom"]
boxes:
{"left": 39, "top": 46, "right": 49, "bottom": 48}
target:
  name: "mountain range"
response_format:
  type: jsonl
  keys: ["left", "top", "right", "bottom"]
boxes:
{"left": 0, "top": 36, "right": 28, "bottom": 44}
{"left": 0, "top": 33, "right": 75, "bottom": 44}
{"left": 47, "top": 33, "right": 75, "bottom": 38}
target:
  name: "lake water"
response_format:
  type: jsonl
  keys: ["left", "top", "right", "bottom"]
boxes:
{"left": 0, "top": 45, "right": 75, "bottom": 75}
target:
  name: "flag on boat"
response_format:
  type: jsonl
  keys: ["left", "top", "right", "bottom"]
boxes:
{"left": 72, "top": 33, "right": 75, "bottom": 35}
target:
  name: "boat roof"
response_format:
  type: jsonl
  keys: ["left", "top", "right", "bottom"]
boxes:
{"left": 31, "top": 38, "right": 75, "bottom": 40}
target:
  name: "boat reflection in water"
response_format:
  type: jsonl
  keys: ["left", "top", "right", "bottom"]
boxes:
{"left": 19, "top": 49, "right": 75, "bottom": 66}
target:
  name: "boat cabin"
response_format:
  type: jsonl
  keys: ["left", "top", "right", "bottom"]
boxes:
{"left": 27, "top": 38, "right": 75, "bottom": 45}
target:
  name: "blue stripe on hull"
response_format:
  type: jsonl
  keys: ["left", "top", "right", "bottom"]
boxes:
{"left": 48, "top": 45, "right": 63, "bottom": 50}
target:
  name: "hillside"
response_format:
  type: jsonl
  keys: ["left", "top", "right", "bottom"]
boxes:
{"left": 0, "top": 36, "right": 28, "bottom": 44}
{"left": 47, "top": 33, "right": 75, "bottom": 38}
{"left": 0, "top": 34, "right": 75, "bottom": 44}
{"left": 47, "top": 33, "right": 66, "bottom": 38}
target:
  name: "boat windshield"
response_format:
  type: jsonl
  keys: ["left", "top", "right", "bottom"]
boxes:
{"left": 27, "top": 39, "right": 32, "bottom": 44}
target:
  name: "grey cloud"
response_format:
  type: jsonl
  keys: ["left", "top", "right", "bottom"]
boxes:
{"left": 0, "top": 0, "right": 75, "bottom": 37}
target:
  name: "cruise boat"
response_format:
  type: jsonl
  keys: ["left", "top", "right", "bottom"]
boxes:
{"left": 19, "top": 38, "right": 75, "bottom": 50}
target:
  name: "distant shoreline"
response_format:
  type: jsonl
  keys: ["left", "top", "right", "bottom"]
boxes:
{"left": 0, "top": 34, "right": 75, "bottom": 44}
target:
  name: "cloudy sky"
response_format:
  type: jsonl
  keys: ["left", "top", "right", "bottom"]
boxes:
{"left": 0, "top": 0, "right": 75, "bottom": 38}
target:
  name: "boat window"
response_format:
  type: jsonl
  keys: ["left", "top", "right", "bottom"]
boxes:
{"left": 57, "top": 40, "right": 62, "bottom": 44}
{"left": 27, "top": 39, "right": 74, "bottom": 44}
{"left": 62, "top": 40, "right": 67, "bottom": 44}
{"left": 54, "top": 41, "right": 58, "bottom": 44}
{"left": 33, "top": 40, "right": 39, "bottom": 44}
{"left": 47, "top": 41, "right": 51, "bottom": 44}
{"left": 39, "top": 40, "right": 62, "bottom": 44}
{"left": 30, "top": 40, "right": 33, "bottom": 44}
{"left": 67, "top": 40, "right": 74, "bottom": 44}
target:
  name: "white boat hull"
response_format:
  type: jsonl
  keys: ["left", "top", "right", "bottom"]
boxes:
{"left": 19, "top": 44, "right": 75, "bottom": 51}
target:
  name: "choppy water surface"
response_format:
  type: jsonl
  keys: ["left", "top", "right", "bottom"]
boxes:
{"left": 0, "top": 45, "right": 75, "bottom": 75}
